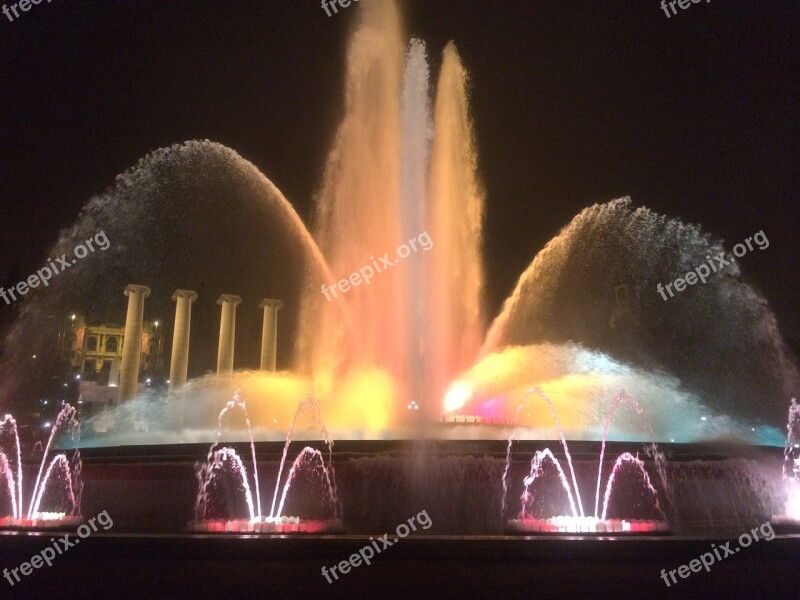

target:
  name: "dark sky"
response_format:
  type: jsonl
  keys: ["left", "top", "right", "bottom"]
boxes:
{"left": 1, "top": 0, "right": 798, "bottom": 345}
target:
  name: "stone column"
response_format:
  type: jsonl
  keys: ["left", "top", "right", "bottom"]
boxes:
{"left": 119, "top": 284, "right": 151, "bottom": 403}
{"left": 169, "top": 290, "right": 198, "bottom": 392}
{"left": 216, "top": 294, "right": 242, "bottom": 375}
{"left": 259, "top": 298, "right": 283, "bottom": 371}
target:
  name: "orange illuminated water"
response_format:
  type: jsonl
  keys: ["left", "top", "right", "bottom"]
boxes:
{"left": 298, "top": 0, "right": 485, "bottom": 422}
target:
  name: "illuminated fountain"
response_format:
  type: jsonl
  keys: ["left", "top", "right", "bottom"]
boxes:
{"left": 0, "top": 0, "right": 795, "bottom": 543}
{"left": 0, "top": 405, "right": 82, "bottom": 528}
{"left": 505, "top": 389, "right": 669, "bottom": 534}
{"left": 1, "top": 0, "right": 794, "bottom": 446}
{"left": 191, "top": 392, "right": 341, "bottom": 533}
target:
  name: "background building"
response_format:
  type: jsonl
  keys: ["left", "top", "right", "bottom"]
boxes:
{"left": 57, "top": 313, "right": 165, "bottom": 415}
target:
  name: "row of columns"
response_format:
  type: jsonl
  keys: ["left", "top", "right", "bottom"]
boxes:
{"left": 118, "top": 285, "right": 283, "bottom": 402}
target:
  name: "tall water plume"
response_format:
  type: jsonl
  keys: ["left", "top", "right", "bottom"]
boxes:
{"left": 299, "top": 0, "right": 408, "bottom": 404}
{"left": 300, "top": 1, "right": 486, "bottom": 417}
{"left": 426, "top": 42, "right": 486, "bottom": 409}
{"left": 400, "top": 38, "right": 432, "bottom": 410}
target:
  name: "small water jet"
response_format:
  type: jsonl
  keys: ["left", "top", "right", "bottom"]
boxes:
{"left": 0, "top": 406, "right": 82, "bottom": 529}
{"left": 504, "top": 388, "right": 669, "bottom": 534}
{"left": 773, "top": 399, "right": 800, "bottom": 530}
{"left": 191, "top": 392, "right": 341, "bottom": 534}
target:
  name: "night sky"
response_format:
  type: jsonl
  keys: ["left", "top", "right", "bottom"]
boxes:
{"left": 1, "top": 0, "right": 798, "bottom": 348}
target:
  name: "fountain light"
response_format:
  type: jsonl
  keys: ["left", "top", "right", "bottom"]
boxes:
{"left": 444, "top": 381, "right": 471, "bottom": 413}
{"left": 507, "top": 516, "right": 668, "bottom": 535}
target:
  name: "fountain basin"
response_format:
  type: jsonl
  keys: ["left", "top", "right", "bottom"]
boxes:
{"left": 0, "top": 514, "right": 83, "bottom": 529}
{"left": 506, "top": 516, "right": 669, "bottom": 535}
{"left": 188, "top": 517, "right": 343, "bottom": 534}
{"left": 770, "top": 515, "right": 800, "bottom": 533}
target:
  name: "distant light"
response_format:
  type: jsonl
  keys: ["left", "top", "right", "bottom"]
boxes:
{"left": 77, "top": 400, "right": 83, "bottom": 404}
{"left": 42, "top": 400, "right": 48, "bottom": 405}
{"left": 146, "top": 378, "right": 151, "bottom": 384}
{"left": 32, "top": 355, "right": 37, "bottom": 359}
{"left": 700, "top": 416, "right": 707, "bottom": 421}
{"left": 166, "top": 379, "right": 170, "bottom": 384}
{"left": 154, "top": 321, "right": 159, "bottom": 327}
{"left": 42, "top": 422, "right": 51, "bottom": 429}
{"left": 71, "top": 314, "right": 76, "bottom": 319}
{"left": 75, "top": 374, "right": 81, "bottom": 380}
{"left": 670, "top": 439, "right": 675, "bottom": 443}
{"left": 63, "top": 384, "right": 67, "bottom": 388}
{"left": 794, "top": 444, "right": 800, "bottom": 449}
{"left": 407, "top": 401, "right": 420, "bottom": 411}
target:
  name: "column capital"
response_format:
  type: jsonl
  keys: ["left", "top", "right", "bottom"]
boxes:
{"left": 124, "top": 284, "right": 151, "bottom": 298}
{"left": 172, "top": 289, "right": 198, "bottom": 302}
{"left": 217, "top": 294, "right": 242, "bottom": 306}
{"left": 259, "top": 298, "right": 284, "bottom": 310}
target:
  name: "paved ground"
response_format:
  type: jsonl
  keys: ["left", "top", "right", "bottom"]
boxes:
{"left": 1, "top": 532, "right": 798, "bottom": 599}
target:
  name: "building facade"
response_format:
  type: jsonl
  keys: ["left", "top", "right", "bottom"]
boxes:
{"left": 58, "top": 313, "right": 165, "bottom": 385}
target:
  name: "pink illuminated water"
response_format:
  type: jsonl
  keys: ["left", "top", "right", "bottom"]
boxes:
{"left": 216, "top": 392, "right": 261, "bottom": 519}
{"left": 196, "top": 392, "right": 261, "bottom": 521}
{"left": 591, "top": 390, "right": 669, "bottom": 518}
{"left": 502, "top": 388, "right": 584, "bottom": 517}
{"left": 196, "top": 393, "right": 340, "bottom": 524}
{"left": 0, "top": 415, "right": 22, "bottom": 518}
{"left": 28, "top": 405, "right": 81, "bottom": 516}
{"left": 274, "top": 447, "right": 338, "bottom": 519}
{"left": 783, "top": 399, "right": 800, "bottom": 519}
{"left": 0, "top": 450, "right": 18, "bottom": 518}
{"left": 199, "top": 447, "right": 257, "bottom": 521}
{"left": 30, "top": 454, "right": 79, "bottom": 518}
{"left": 521, "top": 448, "right": 579, "bottom": 519}
{"left": 505, "top": 389, "right": 667, "bottom": 529}
{"left": 0, "top": 406, "right": 81, "bottom": 522}
{"left": 270, "top": 395, "right": 337, "bottom": 520}
{"left": 600, "top": 452, "right": 665, "bottom": 521}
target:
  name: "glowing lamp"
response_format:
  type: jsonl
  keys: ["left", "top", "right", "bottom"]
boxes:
{"left": 444, "top": 382, "right": 471, "bottom": 413}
